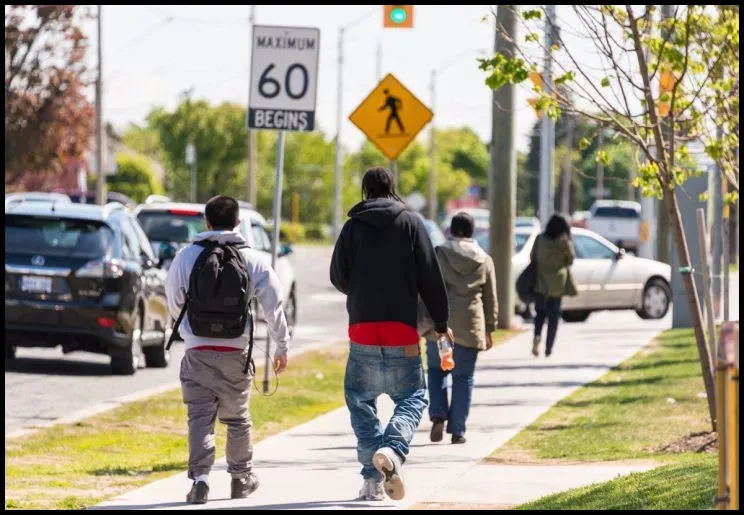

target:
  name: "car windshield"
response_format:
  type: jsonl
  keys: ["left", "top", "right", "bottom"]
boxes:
{"left": 593, "top": 206, "right": 639, "bottom": 218}
{"left": 137, "top": 212, "right": 206, "bottom": 244}
{"left": 475, "top": 232, "right": 530, "bottom": 253}
{"left": 5, "top": 215, "right": 113, "bottom": 259}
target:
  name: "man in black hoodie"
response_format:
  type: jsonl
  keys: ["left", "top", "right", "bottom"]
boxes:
{"left": 330, "top": 167, "right": 451, "bottom": 502}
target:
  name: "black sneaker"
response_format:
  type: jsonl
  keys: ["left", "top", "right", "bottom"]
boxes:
{"left": 452, "top": 434, "right": 466, "bottom": 445}
{"left": 186, "top": 481, "right": 209, "bottom": 504}
{"left": 430, "top": 417, "right": 445, "bottom": 443}
{"left": 231, "top": 473, "right": 260, "bottom": 499}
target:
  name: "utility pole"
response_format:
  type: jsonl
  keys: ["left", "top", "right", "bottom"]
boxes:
{"left": 332, "top": 27, "right": 344, "bottom": 240}
{"left": 376, "top": 40, "right": 382, "bottom": 81}
{"left": 95, "top": 5, "right": 106, "bottom": 206}
{"left": 538, "top": 5, "right": 556, "bottom": 225}
{"left": 428, "top": 70, "right": 437, "bottom": 220}
{"left": 246, "top": 6, "right": 258, "bottom": 206}
{"left": 489, "top": 5, "right": 517, "bottom": 330}
{"left": 560, "top": 114, "right": 574, "bottom": 213}
{"left": 656, "top": 3, "right": 674, "bottom": 264}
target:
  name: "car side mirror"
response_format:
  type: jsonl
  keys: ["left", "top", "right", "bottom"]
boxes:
{"left": 615, "top": 248, "right": 626, "bottom": 260}
{"left": 279, "top": 243, "right": 293, "bottom": 258}
{"left": 158, "top": 242, "right": 178, "bottom": 267}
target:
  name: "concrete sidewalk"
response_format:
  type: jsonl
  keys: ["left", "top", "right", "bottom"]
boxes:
{"left": 95, "top": 311, "right": 667, "bottom": 511}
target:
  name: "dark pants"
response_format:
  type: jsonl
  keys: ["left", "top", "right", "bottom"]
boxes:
{"left": 534, "top": 294, "right": 562, "bottom": 353}
{"left": 425, "top": 341, "right": 479, "bottom": 437}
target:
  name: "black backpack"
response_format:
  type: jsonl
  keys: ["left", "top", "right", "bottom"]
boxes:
{"left": 166, "top": 241, "right": 254, "bottom": 373}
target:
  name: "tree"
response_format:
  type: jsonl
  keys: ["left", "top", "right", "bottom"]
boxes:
{"left": 5, "top": 5, "right": 94, "bottom": 186}
{"left": 479, "top": 5, "right": 740, "bottom": 428}
{"left": 145, "top": 98, "right": 247, "bottom": 202}
{"left": 106, "top": 153, "right": 164, "bottom": 204}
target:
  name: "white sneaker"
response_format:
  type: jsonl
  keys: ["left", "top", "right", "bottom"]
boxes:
{"left": 372, "top": 447, "right": 405, "bottom": 501}
{"left": 358, "top": 478, "right": 385, "bottom": 501}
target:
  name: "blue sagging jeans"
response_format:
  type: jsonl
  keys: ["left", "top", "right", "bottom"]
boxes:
{"left": 345, "top": 342, "right": 428, "bottom": 481}
{"left": 425, "top": 341, "right": 479, "bottom": 437}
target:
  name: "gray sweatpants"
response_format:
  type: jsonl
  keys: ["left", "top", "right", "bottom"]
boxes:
{"left": 180, "top": 349, "right": 253, "bottom": 480}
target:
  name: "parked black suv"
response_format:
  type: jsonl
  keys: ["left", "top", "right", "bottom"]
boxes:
{"left": 5, "top": 200, "right": 172, "bottom": 374}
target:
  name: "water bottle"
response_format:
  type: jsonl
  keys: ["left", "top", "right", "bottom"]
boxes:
{"left": 437, "top": 334, "right": 455, "bottom": 371}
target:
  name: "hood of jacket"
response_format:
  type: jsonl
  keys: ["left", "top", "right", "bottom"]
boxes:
{"left": 192, "top": 230, "right": 246, "bottom": 245}
{"left": 348, "top": 198, "right": 406, "bottom": 228}
{"left": 438, "top": 238, "right": 487, "bottom": 275}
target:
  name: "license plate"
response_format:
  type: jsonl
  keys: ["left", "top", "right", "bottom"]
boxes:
{"left": 20, "top": 276, "right": 53, "bottom": 294}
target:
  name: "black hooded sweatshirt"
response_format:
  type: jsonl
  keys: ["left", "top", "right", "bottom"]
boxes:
{"left": 330, "top": 197, "right": 449, "bottom": 345}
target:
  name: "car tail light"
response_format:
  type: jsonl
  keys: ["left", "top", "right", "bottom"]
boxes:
{"left": 76, "top": 258, "right": 124, "bottom": 279}
{"left": 97, "top": 316, "right": 117, "bottom": 328}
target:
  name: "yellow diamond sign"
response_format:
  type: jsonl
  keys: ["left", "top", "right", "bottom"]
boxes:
{"left": 349, "top": 73, "right": 433, "bottom": 161}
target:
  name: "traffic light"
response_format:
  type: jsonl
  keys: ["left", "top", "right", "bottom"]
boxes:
{"left": 384, "top": 5, "right": 413, "bottom": 28}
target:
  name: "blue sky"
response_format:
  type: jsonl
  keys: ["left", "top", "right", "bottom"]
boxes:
{"left": 85, "top": 5, "right": 554, "bottom": 154}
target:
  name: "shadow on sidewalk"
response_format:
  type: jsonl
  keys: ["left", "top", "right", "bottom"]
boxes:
{"left": 94, "top": 499, "right": 389, "bottom": 510}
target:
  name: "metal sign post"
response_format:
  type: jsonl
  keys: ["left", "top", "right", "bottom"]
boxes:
{"left": 248, "top": 24, "right": 320, "bottom": 394}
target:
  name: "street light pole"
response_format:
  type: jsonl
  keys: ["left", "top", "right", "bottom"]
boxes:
{"left": 428, "top": 70, "right": 437, "bottom": 220}
{"left": 538, "top": 5, "right": 556, "bottom": 224}
{"left": 95, "top": 5, "right": 106, "bottom": 206}
{"left": 332, "top": 7, "right": 380, "bottom": 241}
{"left": 246, "top": 5, "right": 258, "bottom": 206}
{"left": 332, "top": 26, "right": 345, "bottom": 241}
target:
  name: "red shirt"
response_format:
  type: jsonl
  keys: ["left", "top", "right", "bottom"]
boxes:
{"left": 349, "top": 322, "right": 420, "bottom": 346}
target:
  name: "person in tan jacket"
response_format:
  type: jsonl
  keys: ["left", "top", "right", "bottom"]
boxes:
{"left": 420, "top": 212, "right": 498, "bottom": 444}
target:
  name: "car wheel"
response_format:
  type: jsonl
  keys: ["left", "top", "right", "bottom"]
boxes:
{"left": 561, "top": 310, "right": 591, "bottom": 323}
{"left": 636, "top": 278, "right": 671, "bottom": 320}
{"left": 144, "top": 319, "right": 171, "bottom": 368}
{"left": 285, "top": 287, "right": 297, "bottom": 337}
{"left": 111, "top": 311, "right": 144, "bottom": 375}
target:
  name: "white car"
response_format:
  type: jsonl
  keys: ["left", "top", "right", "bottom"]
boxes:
{"left": 134, "top": 202, "right": 297, "bottom": 335}
{"left": 586, "top": 200, "right": 642, "bottom": 253}
{"left": 476, "top": 226, "right": 672, "bottom": 322}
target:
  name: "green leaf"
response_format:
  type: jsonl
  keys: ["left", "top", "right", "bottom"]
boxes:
{"left": 601, "top": 77, "right": 611, "bottom": 88}
{"left": 523, "top": 9, "right": 542, "bottom": 21}
{"left": 578, "top": 137, "right": 591, "bottom": 151}
{"left": 596, "top": 150, "right": 610, "bottom": 166}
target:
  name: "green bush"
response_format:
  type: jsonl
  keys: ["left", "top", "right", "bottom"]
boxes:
{"left": 304, "top": 224, "right": 328, "bottom": 241}
{"left": 106, "top": 153, "right": 164, "bottom": 204}
{"left": 278, "top": 222, "right": 306, "bottom": 244}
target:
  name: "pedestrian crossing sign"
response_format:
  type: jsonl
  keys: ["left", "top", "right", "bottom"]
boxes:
{"left": 349, "top": 73, "right": 433, "bottom": 161}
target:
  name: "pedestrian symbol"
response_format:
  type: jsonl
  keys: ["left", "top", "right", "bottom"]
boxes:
{"left": 380, "top": 89, "right": 405, "bottom": 134}
{"left": 349, "top": 73, "right": 433, "bottom": 161}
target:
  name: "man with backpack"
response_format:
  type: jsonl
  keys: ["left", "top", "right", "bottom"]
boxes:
{"left": 330, "top": 167, "right": 452, "bottom": 502}
{"left": 165, "top": 195, "right": 290, "bottom": 505}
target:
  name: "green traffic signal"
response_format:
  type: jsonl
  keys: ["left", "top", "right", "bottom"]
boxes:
{"left": 390, "top": 7, "right": 407, "bottom": 24}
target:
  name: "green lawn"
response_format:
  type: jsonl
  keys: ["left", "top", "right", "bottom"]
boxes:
{"left": 492, "top": 329, "right": 712, "bottom": 464}
{"left": 515, "top": 456, "right": 717, "bottom": 510}
{"left": 487, "top": 328, "right": 718, "bottom": 510}
{"left": 5, "top": 343, "right": 349, "bottom": 510}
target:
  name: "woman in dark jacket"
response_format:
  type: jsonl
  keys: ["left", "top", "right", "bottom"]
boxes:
{"left": 530, "top": 214, "right": 577, "bottom": 357}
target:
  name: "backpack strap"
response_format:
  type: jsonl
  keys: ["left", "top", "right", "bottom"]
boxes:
{"left": 166, "top": 298, "right": 188, "bottom": 351}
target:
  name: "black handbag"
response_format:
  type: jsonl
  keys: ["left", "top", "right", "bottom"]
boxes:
{"left": 516, "top": 236, "right": 539, "bottom": 304}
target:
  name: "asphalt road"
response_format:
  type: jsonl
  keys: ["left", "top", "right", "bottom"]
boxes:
{"left": 4, "top": 247, "right": 738, "bottom": 437}
{"left": 4, "top": 245, "right": 348, "bottom": 436}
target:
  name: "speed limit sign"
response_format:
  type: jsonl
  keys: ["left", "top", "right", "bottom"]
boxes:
{"left": 248, "top": 25, "right": 320, "bottom": 132}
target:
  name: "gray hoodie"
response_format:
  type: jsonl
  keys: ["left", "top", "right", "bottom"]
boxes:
{"left": 422, "top": 238, "right": 498, "bottom": 350}
{"left": 165, "top": 230, "right": 290, "bottom": 355}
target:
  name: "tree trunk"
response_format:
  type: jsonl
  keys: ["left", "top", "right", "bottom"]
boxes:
{"left": 663, "top": 185, "right": 717, "bottom": 430}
